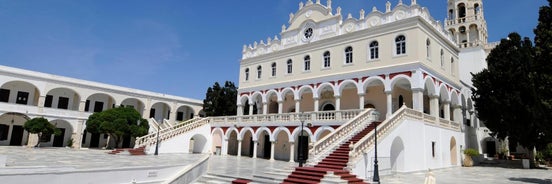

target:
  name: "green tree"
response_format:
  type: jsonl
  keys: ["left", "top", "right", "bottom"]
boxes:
{"left": 23, "top": 117, "right": 60, "bottom": 147}
{"left": 472, "top": 1, "right": 552, "bottom": 150}
{"left": 203, "top": 81, "right": 237, "bottom": 116}
{"left": 86, "top": 106, "right": 149, "bottom": 148}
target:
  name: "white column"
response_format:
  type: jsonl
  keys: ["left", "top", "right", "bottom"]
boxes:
{"left": 358, "top": 93, "right": 365, "bottom": 109}
{"left": 453, "top": 105, "right": 462, "bottom": 123}
{"left": 429, "top": 95, "right": 439, "bottom": 117}
{"left": 335, "top": 96, "right": 341, "bottom": 111}
{"left": 270, "top": 141, "right": 275, "bottom": 161}
{"left": 412, "top": 89, "right": 423, "bottom": 112}
{"left": 385, "top": 91, "right": 392, "bottom": 118}
{"left": 237, "top": 105, "right": 243, "bottom": 116}
{"left": 289, "top": 142, "right": 295, "bottom": 162}
{"left": 252, "top": 140, "right": 258, "bottom": 158}
{"left": 443, "top": 101, "right": 450, "bottom": 120}
{"left": 295, "top": 100, "right": 301, "bottom": 113}
{"left": 262, "top": 102, "right": 268, "bottom": 115}
{"left": 38, "top": 95, "right": 46, "bottom": 108}
{"left": 248, "top": 103, "right": 254, "bottom": 115}
{"left": 314, "top": 98, "right": 319, "bottom": 112}
{"left": 278, "top": 101, "right": 283, "bottom": 114}
{"left": 222, "top": 138, "right": 229, "bottom": 156}
{"left": 237, "top": 140, "right": 242, "bottom": 157}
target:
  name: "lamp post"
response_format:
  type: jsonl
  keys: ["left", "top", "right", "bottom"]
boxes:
{"left": 373, "top": 122, "right": 380, "bottom": 182}
{"left": 298, "top": 112, "right": 306, "bottom": 167}
{"left": 154, "top": 120, "right": 161, "bottom": 155}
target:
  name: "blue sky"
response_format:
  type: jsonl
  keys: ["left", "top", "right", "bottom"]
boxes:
{"left": 0, "top": 0, "right": 547, "bottom": 100}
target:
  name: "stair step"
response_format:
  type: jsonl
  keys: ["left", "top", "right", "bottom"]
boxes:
{"left": 283, "top": 177, "right": 320, "bottom": 184}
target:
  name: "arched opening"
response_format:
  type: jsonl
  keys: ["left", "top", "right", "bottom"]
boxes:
{"left": 227, "top": 130, "right": 238, "bottom": 155}
{"left": 251, "top": 93, "right": 262, "bottom": 115}
{"left": 469, "top": 24, "right": 479, "bottom": 44}
{"left": 211, "top": 129, "right": 223, "bottom": 155}
{"left": 266, "top": 92, "right": 279, "bottom": 114}
{"left": 189, "top": 134, "right": 207, "bottom": 154}
{"left": 448, "top": 9, "right": 454, "bottom": 20}
{"left": 241, "top": 130, "right": 254, "bottom": 157}
{"left": 85, "top": 93, "right": 116, "bottom": 113}
{"left": 483, "top": 137, "right": 496, "bottom": 158}
{"left": 339, "top": 82, "right": 359, "bottom": 110}
{"left": 391, "top": 77, "right": 412, "bottom": 113}
{"left": 45, "top": 88, "right": 81, "bottom": 111}
{"left": 48, "top": 120, "right": 74, "bottom": 147}
{"left": 474, "top": 4, "right": 480, "bottom": 16}
{"left": 450, "top": 137, "right": 458, "bottom": 166}
{"left": 315, "top": 128, "right": 332, "bottom": 141}
{"left": 274, "top": 129, "right": 290, "bottom": 161}
{"left": 0, "top": 81, "right": 40, "bottom": 106}
{"left": 256, "top": 129, "right": 271, "bottom": 159}
{"left": 362, "top": 78, "right": 386, "bottom": 116}
{"left": 457, "top": 3, "right": 466, "bottom": 18}
{"left": 390, "top": 137, "right": 405, "bottom": 172}
{"left": 294, "top": 129, "right": 311, "bottom": 162}
{"left": 176, "top": 105, "right": 194, "bottom": 122}
{"left": 281, "top": 89, "right": 295, "bottom": 113}
{"left": 398, "top": 95, "right": 404, "bottom": 107}
{"left": 0, "top": 113, "right": 30, "bottom": 146}
{"left": 322, "top": 103, "right": 335, "bottom": 111}
{"left": 149, "top": 102, "right": 171, "bottom": 122}
{"left": 121, "top": 98, "right": 145, "bottom": 116}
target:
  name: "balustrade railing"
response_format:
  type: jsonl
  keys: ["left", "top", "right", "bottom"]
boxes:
{"left": 209, "top": 109, "right": 363, "bottom": 125}
{"left": 347, "top": 106, "right": 462, "bottom": 168}
{"left": 134, "top": 117, "right": 203, "bottom": 148}
{"left": 307, "top": 108, "right": 379, "bottom": 165}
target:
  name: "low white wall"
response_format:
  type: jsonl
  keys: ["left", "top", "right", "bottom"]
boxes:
{"left": 351, "top": 118, "right": 465, "bottom": 179}
{"left": 147, "top": 123, "right": 212, "bottom": 154}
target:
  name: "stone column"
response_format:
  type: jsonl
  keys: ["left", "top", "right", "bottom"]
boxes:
{"left": 27, "top": 133, "right": 39, "bottom": 147}
{"left": 222, "top": 138, "right": 229, "bottom": 156}
{"left": 252, "top": 140, "right": 258, "bottom": 158}
{"left": 78, "top": 100, "right": 86, "bottom": 112}
{"left": 72, "top": 120, "right": 85, "bottom": 149}
{"left": 385, "top": 91, "right": 392, "bottom": 118}
{"left": 38, "top": 95, "right": 46, "bottom": 108}
{"left": 278, "top": 101, "right": 283, "bottom": 114}
{"left": 270, "top": 141, "right": 276, "bottom": 161}
{"left": 262, "top": 102, "right": 268, "bottom": 115}
{"left": 429, "top": 95, "right": 439, "bottom": 118}
{"left": 289, "top": 142, "right": 295, "bottom": 162}
{"left": 237, "top": 140, "right": 242, "bottom": 157}
{"left": 248, "top": 103, "right": 254, "bottom": 115}
{"left": 358, "top": 93, "right": 365, "bottom": 109}
{"left": 295, "top": 100, "right": 301, "bottom": 113}
{"left": 313, "top": 98, "right": 319, "bottom": 112}
{"left": 411, "top": 89, "right": 424, "bottom": 112}
{"left": 443, "top": 101, "right": 450, "bottom": 120}
{"left": 335, "top": 96, "right": 341, "bottom": 111}
{"left": 237, "top": 105, "right": 243, "bottom": 116}
{"left": 453, "top": 105, "right": 462, "bottom": 123}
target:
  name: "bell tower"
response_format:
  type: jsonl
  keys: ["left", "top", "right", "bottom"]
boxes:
{"left": 445, "top": 0, "right": 488, "bottom": 49}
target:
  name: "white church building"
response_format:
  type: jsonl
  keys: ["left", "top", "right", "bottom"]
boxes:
{"left": 0, "top": 0, "right": 497, "bottom": 181}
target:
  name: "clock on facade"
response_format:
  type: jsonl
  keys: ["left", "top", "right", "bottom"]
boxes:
{"left": 304, "top": 27, "right": 313, "bottom": 40}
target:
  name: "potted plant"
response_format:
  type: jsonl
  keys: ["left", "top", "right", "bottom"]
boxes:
{"left": 463, "top": 148, "right": 479, "bottom": 167}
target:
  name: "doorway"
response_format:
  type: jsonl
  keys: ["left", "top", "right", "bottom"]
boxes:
{"left": 9, "top": 125, "right": 24, "bottom": 146}
{"left": 263, "top": 134, "right": 271, "bottom": 159}
{"left": 486, "top": 141, "right": 496, "bottom": 157}
{"left": 90, "top": 133, "right": 100, "bottom": 148}
{"left": 52, "top": 128, "right": 65, "bottom": 147}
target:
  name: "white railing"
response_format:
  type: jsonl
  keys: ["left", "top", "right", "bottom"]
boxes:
{"left": 134, "top": 117, "right": 203, "bottom": 148}
{"left": 210, "top": 109, "right": 363, "bottom": 125}
{"left": 347, "top": 106, "right": 462, "bottom": 168}
{"left": 307, "top": 108, "right": 379, "bottom": 165}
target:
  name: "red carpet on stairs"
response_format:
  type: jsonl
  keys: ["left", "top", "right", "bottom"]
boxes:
{"left": 232, "top": 178, "right": 252, "bottom": 184}
{"left": 282, "top": 122, "right": 380, "bottom": 184}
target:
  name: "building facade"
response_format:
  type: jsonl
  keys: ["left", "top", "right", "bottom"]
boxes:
{"left": 0, "top": 65, "right": 203, "bottom": 149}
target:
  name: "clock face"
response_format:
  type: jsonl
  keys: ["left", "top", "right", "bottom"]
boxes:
{"left": 304, "top": 27, "right": 313, "bottom": 40}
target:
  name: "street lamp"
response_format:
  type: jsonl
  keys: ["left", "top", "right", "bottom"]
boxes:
{"left": 298, "top": 112, "right": 307, "bottom": 167}
{"left": 373, "top": 122, "right": 380, "bottom": 182}
{"left": 154, "top": 120, "right": 162, "bottom": 155}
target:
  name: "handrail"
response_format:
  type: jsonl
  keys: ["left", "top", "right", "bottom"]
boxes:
{"left": 307, "top": 108, "right": 379, "bottom": 165}
{"left": 134, "top": 117, "right": 202, "bottom": 148}
{"left": 210, "top": 109, "right": 363, "bottom": 124}
{"left": 347, "top": 106, "right": 461, "bottom": 168}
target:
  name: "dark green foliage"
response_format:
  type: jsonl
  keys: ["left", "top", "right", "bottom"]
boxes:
{"left": 86, "top": 106, "right": 149, "bottom": 148}
{"left": 464, "top": 148, "right": 479, "bottom": 157}
{"left": 23, "top": 117, "right": 60, "bottom": 147}
{"left": 203, "top": 81, "right": 237, "bottom": 116}
{"left": 472, "top": 2, "right": 552, "bottom": 150}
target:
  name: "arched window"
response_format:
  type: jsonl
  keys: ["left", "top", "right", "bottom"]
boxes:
{"left": 323, "top": 51, "right": 331, "bottom": 68}
{"left": 304, "top": 56, "right": 310, "bottom": 71}
{"left": 474, "top": 4, "right": 480, "bottom": 16}
{"left": 245, "top": 68, "right": 249, "bottom": 81}
{"left": 448, "top": 9, "right": 454, "bottom": 20}
{"left": 395, "top": 35, "right": 406, "bottom": 55}
{"left": 287, "top": 59, "right": 293, "bottom": 74}
{"left": 345, "top": 46, "right": 353, "bottom": 64}
{"left": 369, "top": 41, "right": 379, "bottom": 60}
{"left": 458, "top": 3, "right": 466, "bottom": 18}
{"left": 426, "top": 39, "right": 431, "bottom": 59}
{"left": 440, "top": 49, "right": 444, "bottom": 67}
{"left": 271, "top": 63, "right": 276, "bottom": 77}
{"left": 257, "top": 66, "right": 262, "bottom": 79}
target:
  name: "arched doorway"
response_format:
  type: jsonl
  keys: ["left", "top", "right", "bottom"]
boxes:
{"left": 227, "top": 130, "right": 238, "bottom": 155}
{"left": 450, "top": 137, "right": 458, "bottom": 165}
{"left": 390, "top": 137, "right": 405, "bottom": 172}
{"left": 0, "top": 113, "right": 30, "bottom": 146}
{"left": 322, "top": 103, "right": 335, "bottom": 111}
{"left": 189, "top": 134, "right": 207, "bottom": 153}
{"left": 49, "top": 120, "right": 74, "bottom": 147}
{"left": 211, "top": 129, "right": 223, "bottom": 155}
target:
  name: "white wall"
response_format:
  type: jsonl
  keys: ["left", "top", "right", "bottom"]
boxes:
{"left": 148, "top": 123, "right": 211, "bottom": 154}
{"left": 459, "top": 47, "right": 487, "bottom": 87}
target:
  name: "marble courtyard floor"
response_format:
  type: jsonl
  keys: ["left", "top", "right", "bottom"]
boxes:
{"left": 0, "top": 146, "right": 551, "bottom": 183}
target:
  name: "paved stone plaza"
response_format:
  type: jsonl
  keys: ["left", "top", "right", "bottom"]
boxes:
{"left": 0, "top": 147, "right": 551, "bottom": 183}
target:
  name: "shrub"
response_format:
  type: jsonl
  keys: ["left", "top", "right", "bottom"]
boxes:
{"left": 464, "top": 148, "right": 479, "bottom": 157}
